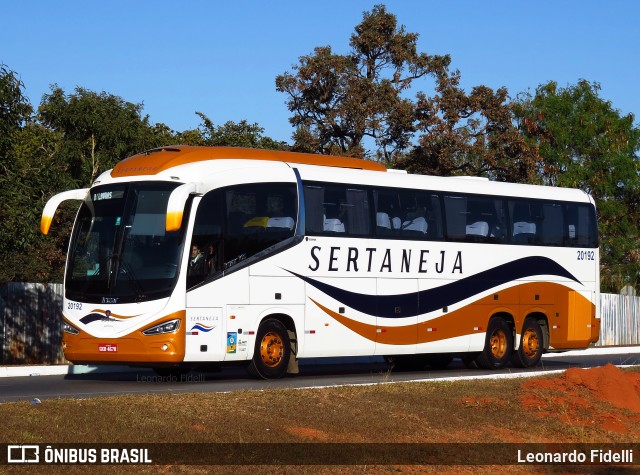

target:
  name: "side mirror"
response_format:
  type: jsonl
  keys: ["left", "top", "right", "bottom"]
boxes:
{"left": 41, "top": 189, "right": 89, "bottom": 235}
{"left": 166, "top": 183, "right": 198, "bottom": 232}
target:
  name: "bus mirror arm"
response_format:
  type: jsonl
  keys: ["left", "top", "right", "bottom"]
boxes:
{"left": 166, "top": 183, "right": 199, "bottom": 232}
{"left": 41, "top": 188, "right": 90, "bottom": 235}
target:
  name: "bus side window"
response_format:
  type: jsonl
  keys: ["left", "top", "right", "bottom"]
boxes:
{"left": 420, "top": 192, "right": 444, "bottom": 239}
{"left": 223, "top": 183, "right": 297, "bottom": 269}
{"left": 400, "top": 191, "right": 428, "bottom": 237}
{"left": 344, "top": 188, "right": 370, "bottom": 235}
{"left": 188, "top": 190, "right": 224, "bottom": 289}
{"left": 565, "top": 203, "right": 597, "bottom": 247}
{"left": 372, "top": 187, "right": 444, "bottom": 240}
{"left": 443, "top": 195, "right": 468, "bottom": 241}
{"left": 465, "top": 198, "right": 491, "bottom": 240}
{"left": 373, "top": 189, "right": 401, "bottom": 236}
{"left": 539, "top": 203, "right": 564, "bottom": 246}
{"left": 303, "top": 185, "right": 326, "bottom": 234}
{"left": 510, "top": 201, "right": 538, "bottom": 244}
{"left": 304, "top": 182, "right": 370, "bottom": 236}
{"left": 464, "top": 197, "right": 505, "bottom": 243}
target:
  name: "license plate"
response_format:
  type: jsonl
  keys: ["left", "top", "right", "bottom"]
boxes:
{"left": 98, "top": 343, "right": 118, "bottom": 353}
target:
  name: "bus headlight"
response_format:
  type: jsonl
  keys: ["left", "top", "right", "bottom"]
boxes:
{"left": 142, "top": 319, "right": 181, "bottom": 336}
{"left": 63, "top": 321, "right": 80, "bottom": 335}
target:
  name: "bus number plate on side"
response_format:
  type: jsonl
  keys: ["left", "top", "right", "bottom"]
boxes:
{"left": 576, "top": 250, "right": 595, "bottom": 261}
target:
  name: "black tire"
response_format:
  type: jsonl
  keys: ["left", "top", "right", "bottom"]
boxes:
{"left": 511, "top": 318, "right": 544, "bottom": 368}
{"left": 475, "top": 318, "right": 513, "bottom": 369}
{"left": 424, "top": 354, "right": 453, "bottom": 370}
{"left": 247, "top": 319, "right": 291, "bottom": 379}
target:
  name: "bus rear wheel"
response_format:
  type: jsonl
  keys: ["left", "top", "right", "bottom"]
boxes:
{"left": 475, "top": 318, "right": 513, "bottom": 369}
{"left": 511, "top": 318, "right": 544, "bottom": 368}
{"left": 247, "top": 319, "right": 291, "bottom": 379}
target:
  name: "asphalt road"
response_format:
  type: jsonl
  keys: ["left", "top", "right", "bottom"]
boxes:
{"left": 1, "top": 347, "right": 639, "bottom": 404}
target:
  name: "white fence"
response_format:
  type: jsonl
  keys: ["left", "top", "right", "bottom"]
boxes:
{"left": 0, "top": 283, "right": 638, "bottom": 364}
{"left": 597, "top": 293, "right": 640, "bottom": 347}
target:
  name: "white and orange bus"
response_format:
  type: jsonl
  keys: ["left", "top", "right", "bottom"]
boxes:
{"left": 41, "top": 146, "right": 599, "bottom": 378}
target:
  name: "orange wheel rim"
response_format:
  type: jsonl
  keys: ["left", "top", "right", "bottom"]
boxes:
{"left": 259, "top": 331, "right": 284, "bottom": 368}
{"left": 489, "top": 329, "right": 508, "bottom": 359}
{"left": 521, "top": 328, "right": 540, "bottom": 359}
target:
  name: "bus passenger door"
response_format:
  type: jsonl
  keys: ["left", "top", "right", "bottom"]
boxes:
{"left": 375, "top": 278, "right": 418, "bottom": 356}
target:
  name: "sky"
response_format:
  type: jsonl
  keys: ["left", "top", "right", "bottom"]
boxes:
{"left": 2, "top": 1, "right": 639, "bottom": 144}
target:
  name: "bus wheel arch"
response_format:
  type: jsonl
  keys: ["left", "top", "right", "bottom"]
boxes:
{"left": 512, "top": 313, "right": 547, "bottom": 368}
{"left": 475, "top": 314, "right": 514, "bottom": 370}
{"left": 247, "top": 314, "right": 297, "bottom": 379}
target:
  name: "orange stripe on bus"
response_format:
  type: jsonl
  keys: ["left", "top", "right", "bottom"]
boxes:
{"left": 309, "top": 282, "right": 596, "bottom": 348}
{"left": 111, "top": 146, "right": 387, "bottom": 178}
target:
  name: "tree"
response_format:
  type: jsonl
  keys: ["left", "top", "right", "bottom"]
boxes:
{"left": 0, "top": 122, "right": 73, "bottom": 282}
{"left": 276, "top": 5, "right": 539, "bottom": 183}
{"left": 0, "top": 85, "right": 176, "bottom": 282}
{"left": 0, "top": 64, "right": 32, "bottom": 161}
{"left": 513, "top": 80, "right": 640, "bottom": 291}
{"left": 0, "top": 66, "right": 76, "bottom": 281}
{"left": 276, "top": 4, "right": 448, "bottom": 160}
{"left": 192, "top": 112, "right": 287, "bottom": 150}
{"left": 404, "top": 70, "right": 540, "bottom": 182}
{"left": 38, "top": 86, "right": 155, "bottom": 186}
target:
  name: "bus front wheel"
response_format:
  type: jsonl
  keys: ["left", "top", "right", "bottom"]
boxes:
{"left": 511, "top": 318, "right": 544, "bottom": 368}
{"left": 475, "top": 318, "right": 513, "bottom": 369}
{"left": 247, "top": 319, "right": 291, "bottom": 379}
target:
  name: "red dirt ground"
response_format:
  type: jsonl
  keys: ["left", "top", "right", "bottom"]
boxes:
{"left": 520, "top": 364, "right": 640, "bottom": 436}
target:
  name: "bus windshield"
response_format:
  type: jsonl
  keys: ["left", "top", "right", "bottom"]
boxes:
{"left": 65, "top": 182, "right": 185, "bottom": 303}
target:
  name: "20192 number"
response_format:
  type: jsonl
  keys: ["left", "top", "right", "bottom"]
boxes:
{"left": 577, "top": 250, "right": 595, "bottom": 261}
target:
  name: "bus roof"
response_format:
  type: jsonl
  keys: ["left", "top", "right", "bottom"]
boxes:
{"left": 102, "top": 145, "right": 592, "bottom": 205}
{"left": 110, "top": 146, "right": 387, "bottom": 178}
{"left": 292, "top": 163, "right": 593, "bottom": 203}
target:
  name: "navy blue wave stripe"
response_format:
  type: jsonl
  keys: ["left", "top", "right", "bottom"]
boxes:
{"left": 287, "top": 256, "right": 580, "bottom": 319}
{"left": 79, "top": 313, "right": 119, "bottom": 324}
{"left": 80, "top": 313, "right": 106, "bottom": 324}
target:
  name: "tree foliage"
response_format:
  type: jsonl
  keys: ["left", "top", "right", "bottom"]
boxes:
{"left": 276, "top": 5, "right": 539, "bottom": 182}
{"left": 192, "top": 112, "right": 287, "bottom": 150}
{"left": 0, "top": 64, "right": 32, "bottom": 161}
{"left": 0, "top": 69, "right": 71, "bottom": 281}
{"left": 38, "top": 86, "right": 155, "bottom": 186}
{"left": 513, "top": 80, "right": 640, "bottom": 290}
{"left": 276, "top": 4, "right": 448, "bottom": 159}
{"left": 1, "top": 122, "right": 72, "bottom": 281}
{"left": 404, "top": 72, "right": 539, "bottom": 181}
